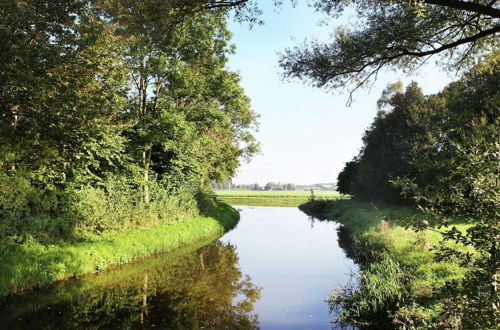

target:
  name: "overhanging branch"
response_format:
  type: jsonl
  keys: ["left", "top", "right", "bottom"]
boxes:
{"left": 402, "top": 25, "right": 500, "bottom": 57}
{"left": 422, "top": 0, "right": 500, "bottom": 18}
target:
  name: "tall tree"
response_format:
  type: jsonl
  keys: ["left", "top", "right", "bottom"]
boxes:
{"left": 0, "top": 0, "right": 129, "bottom": 194}
{"left": 110, "top": 6, "right": 258, "bottom": 203}
{"left": 395, "top": 54, "right": 499, "bottom": 328}
{"left": 337, "top": 82, "right": 435, "bottom": 203}
{"left": 0, "top": 0, "right": 260, "bottom": 238}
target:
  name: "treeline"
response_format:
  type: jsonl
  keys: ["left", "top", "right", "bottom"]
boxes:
{"left": 212, "top": 182, "right": 296, "bottom": 191}
{"left": 0, "top": 1, "right": 258, "bottom": 242}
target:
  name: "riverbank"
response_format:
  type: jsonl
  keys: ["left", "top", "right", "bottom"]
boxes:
{"left": 300, "top": 199, "right": 468, "bottom": 328}
{"left": 0, "top": 202, "right": 239, "bottom": 300}
{"left": 216, "top": 190, "right": 342, "bottom": 207}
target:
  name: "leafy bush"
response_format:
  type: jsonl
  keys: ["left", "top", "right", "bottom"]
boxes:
{"left": 0, "top": 173, "right": 201, "bottom": 242}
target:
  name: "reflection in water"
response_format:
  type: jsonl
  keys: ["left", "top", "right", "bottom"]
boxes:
{"left": 1, "top": 206, "right": 358, "bottom": 329}
{"left": 220, "top": 206, "right": 357, "bottom": 329}
{"left": 0, "top": 241, "right": 261, "bottom": 329}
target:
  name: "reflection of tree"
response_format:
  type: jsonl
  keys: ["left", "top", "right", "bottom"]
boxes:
{"left": 0, "top": 241, "right": 261, "bottom": 329}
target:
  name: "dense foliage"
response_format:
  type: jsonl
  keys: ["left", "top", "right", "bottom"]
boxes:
{"left": 335, "top": 55, "right": 499, "bottom": 328}
{"left": 336, "top": 81, "right": 433, "bottom": 203}
{"left": 0, "top": 0, "right": 259, "bottom": 242}
{"left": 337, "top": 55, "right": 499, "bottom": 205}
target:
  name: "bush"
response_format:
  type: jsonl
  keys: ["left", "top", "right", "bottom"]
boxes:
{"left": 0, "top": 174, "right": 201, "bottom": 242}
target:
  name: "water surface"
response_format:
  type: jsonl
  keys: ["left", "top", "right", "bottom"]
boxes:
{"left": 223, "top": 206, "right": 356, "bottom": 329}
{"left": 0, "top": 206, "right": 356, "bottom": 329}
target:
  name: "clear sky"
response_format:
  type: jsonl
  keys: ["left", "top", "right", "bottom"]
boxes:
{"left": 227, "top": 2, "right": 453, "bottom": 186}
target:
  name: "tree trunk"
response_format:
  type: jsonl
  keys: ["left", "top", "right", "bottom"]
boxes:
{"left": 138, "top": 65, "right": 150, "bottom": 204}
{"left": 199, "top": 252, "right": 205, "bottom": 271}
{"left": 11, "top": 114, "right": 17, "bottom": 172}
{"left": 142, "top": 149, "right": 151, "bottom": 204}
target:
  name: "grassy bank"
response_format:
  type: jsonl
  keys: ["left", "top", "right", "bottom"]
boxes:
{"left": 300, "top": 199, "right": 469, "bottom": 328}
{"left": 0, "top": 239, "right": 259, "bottom": 328}
{"left": 216, "top": 190, "right": 342, "bottom": 207}
{"left": 0, "top": 202, "right": 239, "bottom": 300}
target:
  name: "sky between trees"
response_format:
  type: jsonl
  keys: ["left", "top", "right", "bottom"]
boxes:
{"left": 226, "top": 1, "right": 455, "bottom": 185}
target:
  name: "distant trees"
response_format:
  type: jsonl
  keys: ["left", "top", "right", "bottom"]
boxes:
{"left": 263, "top": 182, "right": 294, "bottom": 190}
{"left": 264, "top": 182, "right": 274, "bottom": 190}
{"left": 212, "top": 181, "right": 338, "bottom": 191}
{"left": 212, "top": 181, "right": 296, "bottom": 191}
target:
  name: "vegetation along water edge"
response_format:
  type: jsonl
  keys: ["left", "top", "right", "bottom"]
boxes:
{"left": 299, "top": 199, "right": 473, "bottom": 329}
{"left": 0, "top": 202, "right": 239, "bottom": 301}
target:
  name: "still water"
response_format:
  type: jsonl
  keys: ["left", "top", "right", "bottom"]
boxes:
{"left": 0, "top": 206, "right": 356, "bottom": 329}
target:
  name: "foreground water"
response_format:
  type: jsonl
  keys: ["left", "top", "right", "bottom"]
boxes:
{"left": 0, "top": 206, "right": 356, "bottom": 329}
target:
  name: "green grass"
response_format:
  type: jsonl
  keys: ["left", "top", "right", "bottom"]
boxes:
{"left": 300, "top": 199, "right": 470, "bottom": 328}
{"left": 216, "top": 190, "right": 343, "bottom": 207}
{"left": 0, "top": 202, "right": 239, "bottom": 300}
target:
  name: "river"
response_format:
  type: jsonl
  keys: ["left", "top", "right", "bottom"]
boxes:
{"left": 0, "top": 206, "right": 357, "bottom": 329}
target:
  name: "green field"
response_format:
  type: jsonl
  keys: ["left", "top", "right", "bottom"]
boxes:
{"left": 215, "top": 190, "right": 343, "bottom": 207}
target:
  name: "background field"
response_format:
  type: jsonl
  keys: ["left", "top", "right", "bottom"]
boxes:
{"left": 215, "top": 190, "right": 342, "bottom": 207}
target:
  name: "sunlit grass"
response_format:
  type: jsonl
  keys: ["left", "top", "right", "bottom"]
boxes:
{"left": 0, "top": 203, "right": 239, "bottom": 300}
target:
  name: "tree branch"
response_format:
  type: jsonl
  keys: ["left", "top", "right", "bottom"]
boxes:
{"left": 401, "top": 25, "right": 500, "bottom": 57}
{"left": 422, "top": 0, "right": 500, "bottom": 18}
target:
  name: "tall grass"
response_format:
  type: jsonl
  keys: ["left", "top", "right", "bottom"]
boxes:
{"left": 300, "top": 199, "right": 468, "bottom": 328}
{"left": 0, "top": 203, "right": 239, "bottom": 300}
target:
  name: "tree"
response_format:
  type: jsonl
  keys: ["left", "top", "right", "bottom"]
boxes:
{"left": 395, "top": 54, "right": 499, "bottom": 328}
{"left": 264, "top": 182, "right": 274, "bottom": 190}
{"left": 0, "top": 0, "right": 131, "bottom": 237}
{"left": 0, "top": 0, "right": 260, "bottom": 239}
{"left": 279, "top": 0, "right": 500, "bottom": 98}
{"left": 108, "top": 4, "right": 259, "bottom": 202}
{"left": 336, "top": 82, "right": 436, "bottom": 203}
{"left": 336, "top": 158, "right": 358, "bottom": 195}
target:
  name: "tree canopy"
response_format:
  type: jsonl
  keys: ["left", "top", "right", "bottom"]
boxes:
{"left": 0, "top": 0, "right": 259, "bottom": 240}
{"left": 279, "top": 0, "right": 500, "bottom": 97}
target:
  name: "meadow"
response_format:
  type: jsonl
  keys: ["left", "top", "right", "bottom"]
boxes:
{"left": 215, "top": 190, "right": 343, "bottom": 207}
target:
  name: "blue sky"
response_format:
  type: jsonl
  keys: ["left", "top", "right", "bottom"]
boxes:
{"left": 227, "top": 2, "right": 453, "bottom": 185}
